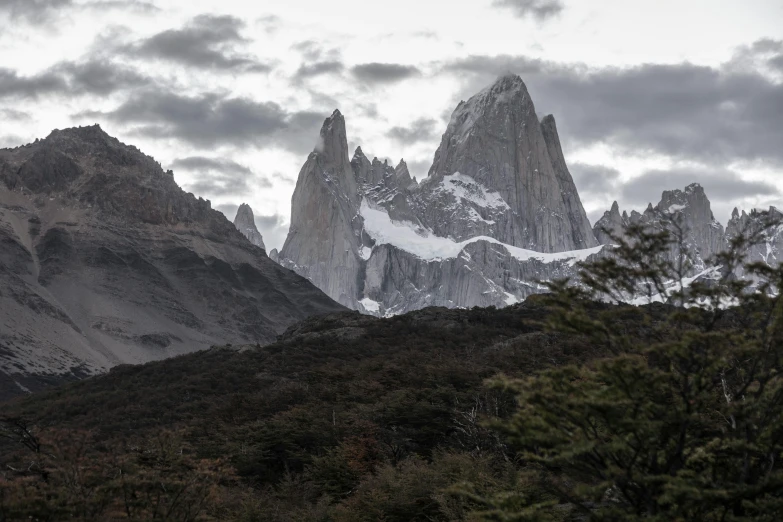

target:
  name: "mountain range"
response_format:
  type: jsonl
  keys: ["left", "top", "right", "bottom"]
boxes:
{"left": 275, "top": 74, "right": 781, "bottom": 315}
{"left": 1, "top": 74, "right": 779, "bottom": 399}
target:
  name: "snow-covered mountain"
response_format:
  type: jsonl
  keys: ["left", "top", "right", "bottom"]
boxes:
{"left": 277, "top": 75, "right": 604, "bottom": 315}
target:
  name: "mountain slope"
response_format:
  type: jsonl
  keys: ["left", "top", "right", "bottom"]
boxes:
{"left": 0, "top": 125, "right": 344, "bottom": 400}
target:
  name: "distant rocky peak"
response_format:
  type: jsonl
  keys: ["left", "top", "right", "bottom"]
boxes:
{"left": 657, "top": 182, "right": 716, "bottom": 224}
{"left": 395, "top": 159, "right": 414, "bottom": 188}
{"left": 316, "top": 109, "right": 349, "bottom": 166}
{"left": 233, "top": 203, "right": 266, "bottom": 251}
{"left": 47, "top": 122, "right": 106, "bottom": 138}
{"left": 441, "top": 74, "right": 533, "bottom": 156}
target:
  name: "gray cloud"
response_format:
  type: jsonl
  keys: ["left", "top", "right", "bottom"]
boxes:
{"left": 0, "top": 108, "right": 31, "bottom": 120}
{"left": 0, "top": 59, "right": 152, "bottom": 100}
{"left": 406, "top": 159, "right": 431, "bottom": 180}
{"left": 128, "top": 14, "right": 269, "bottom": 72}
{"left": 253, "top": 212, "right": 289, "bottom": 251}
{"left": 82, "top": 0, "right": 158, "bottom": 13}
{"left": 294, "top": 61, "right": 344, "bottom": 80}
{"left": 442, "top": 42, "right": 783, "bottom": 167}
{"left": 182, "top": 176, "right": 250, "bottom": 198}
{"left": 621, "top": 167, "right": 780, "bottom": 208}
{"left": 170, "top": 156, "right": 253, "bottom": 177}
{"left": 0, "top": 68, "right": 67, "bottom": 99}
{"left": 54, "top": 60, "right": 153, "bottom": 95}
{"left": 351, "top": 63, "right": 421, "bottom": 84}
{"left": 569, "top": 162, "right": 621, "bottom": 195}
{"left": 79, "top": 90, "right": 324, "bottom": 153}
{"left": 492, "top": 0, "right": 564, "bottom": 21}
{"left": 291, "top": 40, "right": 341, "bottom": 62}
{"left": 386, "top": 118, "right": 438, "bottom": 145}
{"left": 174, "top": 157, "right": 271, "bottom": 199}
{"left": 0, "top": 133, "right": 27, "bottom": 148}
{"left": 0, "top": 0, "right": 71, "bottom": 23}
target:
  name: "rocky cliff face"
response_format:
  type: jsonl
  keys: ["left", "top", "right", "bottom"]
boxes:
{"left": 725, "top": 206, "right": 783, "bottom": 280}
{"left": 278, "top": 111, "right": 366, "bottom": 308}
{"left": 0, "top": 125, "right": 344, "bottom": 400}
{"left": 593, "top": 183, "right": 726, "bottom": 273}
{"left": 233, "top": 203, "right": 265, "bottom": 250}
{"left": 277, "top": 75, "right": 604, "bottom": 315}
{"left": 424, "top": 75, "right": 597, "bottom": 252}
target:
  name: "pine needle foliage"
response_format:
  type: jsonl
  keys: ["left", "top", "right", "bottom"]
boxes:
{"left": 478, "top": 212, "right": 783, "bottom": 521}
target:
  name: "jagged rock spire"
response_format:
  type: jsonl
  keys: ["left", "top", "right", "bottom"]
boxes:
{"left": 279, "top": 109, "right": 362, "bottom": 307}
{"left": 233, "top": 203, "right": 266, "bottom": 251}
{"left": 427, "top": 73, "right": 598, "bottom": 252}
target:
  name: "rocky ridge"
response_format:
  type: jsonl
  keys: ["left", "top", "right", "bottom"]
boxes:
{"left": 0, "top": 125, "right": 344, "bottom": 400}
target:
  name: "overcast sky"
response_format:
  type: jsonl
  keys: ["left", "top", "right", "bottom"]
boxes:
{"left": 1, "top": 0, "right": 782, "bottom": 250}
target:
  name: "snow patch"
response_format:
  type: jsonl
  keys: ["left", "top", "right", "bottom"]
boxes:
{"left": 359, "top": 246, "right": 373, "bottom": 260}
{"left": 667, "top": 204, "right": 686, "bottom": 213}
{"left": 361, "top": 200, "right": 604, "bottom": 265}
{"left": 439, "top": 173, "right": 511, "bottom": 211}
{"left": 359, "top": 297, "right": 380, "bottom": 313}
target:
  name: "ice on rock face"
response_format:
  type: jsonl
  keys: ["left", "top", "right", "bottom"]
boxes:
{"left": 360, "top": 200, "right": 603, "bottom": 266}
{"left": 437, "top": 173, "right": 511, "bottom": 211}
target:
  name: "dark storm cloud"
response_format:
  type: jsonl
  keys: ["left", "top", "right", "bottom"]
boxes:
{"left": 621, "top": 168, "right": 780, "bottom": 207}
{"left": 80, "top": 90, "right": 324, "bottom": 153}
{"left": 128, "top": 14, "right": 269, "bottom": 72}
{"left": 351, "top": 63, "right": 421, "bottom": 84}
{"left": 0, "top": 0, "right": 71, "bottom": 23}
{"left": 386, "top": 118, "right": 438, "bottom": 145}
{"left": 294, "top": 61, "right": 344, "bottom": 80}
{"left": 492, "top": 0, "right": 564, "bottom": 21}
{"left": 569, "top": 162, "right": 621, "bottom": 195}
{"left": 442, "top": 42, "right": 783, "bottom": 167}
{"left": 770, "top": 55, "right": 783, "bottom": 72}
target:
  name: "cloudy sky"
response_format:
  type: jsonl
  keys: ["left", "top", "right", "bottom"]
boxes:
{"left": 1, "top": 0, "right": 782, "bottom": 250}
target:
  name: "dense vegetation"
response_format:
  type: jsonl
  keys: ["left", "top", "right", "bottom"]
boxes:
{"left": 1, "top": 213, "right": 783, "bottom": 520}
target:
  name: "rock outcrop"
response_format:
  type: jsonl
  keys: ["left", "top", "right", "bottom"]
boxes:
{"left": 278, "top": 110, "right": 365, "bottom": 308}
{"left": 277, "top": 75, "right": 604, "bottom": 315}
{"left": 725, "top": 206, "right": 783, "bottom": 280}
{"left": 593, "top": 183, "right": 726, "bottom": 274}
{"left": 233, "top": 203, "right": 266, "bottom": 250}
{"left": 0, "top": 125, "right": 344, "bottom": 400}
